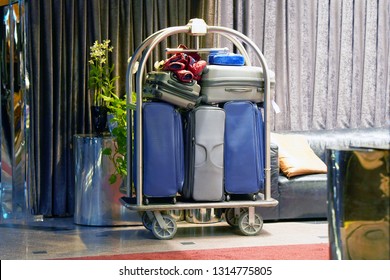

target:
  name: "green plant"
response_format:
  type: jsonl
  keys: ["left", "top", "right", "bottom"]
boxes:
{"left": 88, "top": 39, "right": 119, "bottom": 106}
{"left": 102, "top": 92, "right": 136, "bottom": 184}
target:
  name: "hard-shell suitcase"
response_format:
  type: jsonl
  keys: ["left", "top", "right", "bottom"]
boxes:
{"left": 200, "top": 65, "right": 275, "bottom": 104}
{"left": 224, "top": 101, "right": 265, "bottom": 200}
{"left": 143, "top": 71, "right": 201, "bottom": 109}
{"left": 182, "top": 106, "right": 225, "bottom": 202}
{"left": 139, "top": 102, "right": 185, "bottom": 204}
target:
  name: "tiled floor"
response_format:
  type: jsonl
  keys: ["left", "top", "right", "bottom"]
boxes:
{"left": 0, "top": 210, "right": 328, "bottom": 260}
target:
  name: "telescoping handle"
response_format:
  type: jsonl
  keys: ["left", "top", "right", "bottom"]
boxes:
{"left": 165, "top": 43, "right": 251, "bottom": 66}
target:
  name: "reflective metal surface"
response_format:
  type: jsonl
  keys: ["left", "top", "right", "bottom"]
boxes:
{"left": 166, "top": 209, "right": 185, "bottom": 221}
{"left": 327, "top": 148, "right": 390, "bottom": 260}
{"left": 73, "top": 134, "right": 140, "bottom": 226}
{"left": 0, "top": 0, "right": 28, "bottom": 221}
{"left": 185, "top": 208, "right": 223, "bottom": 224}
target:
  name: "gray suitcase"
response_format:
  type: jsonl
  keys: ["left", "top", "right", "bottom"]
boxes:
{"left": 183, "top": 106, "right": 225, "bottom": 202}
{"left": 200, "top": 65, "right": 275, "bottom": 104}
{"left": 143, "top": 71, "right": 201, "bottom": 109}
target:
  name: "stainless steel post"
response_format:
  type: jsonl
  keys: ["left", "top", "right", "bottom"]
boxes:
{"left": 0, "top": 1, "right": 28, "bottom": 221}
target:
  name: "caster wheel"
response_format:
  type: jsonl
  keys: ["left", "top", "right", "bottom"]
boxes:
{"left": 142, "top": 212, "right": 154, "bottom": 231}
{"left": 144, "top": 198, "right": 149, "bottom": 205}
{"left": 172, "top": 197, "right": 177, "bottom": 204}
{"left": 252, "top": 194, "right": 257, "bottom": 201}
{"left": 225, "top": 208, "right": 247, "bottom": 227}
{"left": 225, "top": 194, "right": 231, "bottom": 202}
{"left": 151, "top": 215, "right": 177, "bottom": 240}
{"left": 238, "top": 212, "right": 263, "bottom": 236}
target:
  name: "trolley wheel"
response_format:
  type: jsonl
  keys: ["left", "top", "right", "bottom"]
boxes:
{"left": 151, "top": 215, "right": 177, "bottom": 240}
{"left": 238, "top": 212, "right": 263, "bottom": 236}
{"left": 225, "top": 208, "right": 248, "bottom": 227}
{"left": 142, "top": 212, "right": 154, "bottom": 231}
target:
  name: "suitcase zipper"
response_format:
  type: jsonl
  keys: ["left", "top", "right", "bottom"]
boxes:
{"left": 154, "top": 84, "right": 199, "bottom": 101}
{"left": 183, "top": 111, "right": 195, "bottom": 199}
{"left": 252, "top": 104, "right": 262, "bottom": 186}
{"left": 254, "top": 105, "right": 265, "bottom": 187}
{"left": 147, "top": 76, "right": 198, "bottom": 94}
{"left": 201, "top": 80, "right": 265, "bottom": 89}
{"left": 174, "top": 109, "right": 185, "bottom": 192}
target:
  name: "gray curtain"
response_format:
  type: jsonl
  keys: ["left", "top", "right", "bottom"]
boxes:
{"left": 27, "top": 0, "right": 389, "bottom": 216}
{"left": 27, "top": 0, "right": 210, "bottom": 217}
{"left": 215, "top": 0, "right": 389, "bottom": 131}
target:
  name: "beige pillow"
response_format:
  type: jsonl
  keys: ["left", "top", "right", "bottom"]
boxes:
{"left": 271, "top": 133, "right": 327, "bottom": 178}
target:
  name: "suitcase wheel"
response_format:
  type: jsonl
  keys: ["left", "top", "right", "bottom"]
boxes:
{"left": 225, "top": 208, "right": 248, "bottom": 227}
{"left": 142, "top": 212, "right": 153, "bottom": 231}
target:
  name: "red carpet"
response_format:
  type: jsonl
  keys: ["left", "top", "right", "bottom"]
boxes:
{"left": 64, "top": 243, "right": 329, "bottom": 260}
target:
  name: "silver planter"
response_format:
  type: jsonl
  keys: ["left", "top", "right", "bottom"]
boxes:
{"left": 73, "top": 134, "right": 140, "bottom": 226}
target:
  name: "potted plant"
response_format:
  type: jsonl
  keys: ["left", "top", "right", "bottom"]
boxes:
{"left": 88, "top": 39, "right": 119, "bottom": 135}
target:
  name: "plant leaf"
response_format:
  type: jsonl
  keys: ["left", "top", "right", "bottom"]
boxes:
{"left": 109, "top": 174, "right": 117, "bottom": 184}
{"left": 102, "top": 148, "right": 112, "bottom": 155}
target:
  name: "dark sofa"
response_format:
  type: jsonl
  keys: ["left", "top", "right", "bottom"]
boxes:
{"left": 257, "top": 126, "right": 389, "bottom": 221}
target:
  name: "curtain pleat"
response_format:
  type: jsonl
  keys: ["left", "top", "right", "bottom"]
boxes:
{"left": 375, "top": 0, "right": 388, "bottom": 126}
{"left": 312, "top": 0, "right": 329, "bottom": 129}
{"left": 27, "top": 0, "right": 211, "bottom": 217}
{"left": 217, "top": 0, "right": 389, "bottom": 131}
{"left": 27, "top": 0, "right": 389, "bottom": 216}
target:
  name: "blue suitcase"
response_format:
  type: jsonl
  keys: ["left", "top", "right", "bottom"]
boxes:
{"left": 208, "top": 50, "right": 245, "bottom": 66}
{"left": 224, "top": 101, "right": 265, "bottom": 200}
{"left": 136, "top": 102, "right": 184, "bottom": 204}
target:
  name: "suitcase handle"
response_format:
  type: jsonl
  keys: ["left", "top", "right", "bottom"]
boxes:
{"left": 225, "top": 87, "right": 253, "bottom": 93}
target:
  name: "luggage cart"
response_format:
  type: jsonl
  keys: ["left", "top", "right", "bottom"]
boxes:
{"left": 120, "top": 18, "right": 278, "bottom": 240}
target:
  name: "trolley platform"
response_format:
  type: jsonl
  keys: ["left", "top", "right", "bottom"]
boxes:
{"left": 120, "top": 196, "right": 278, "bottom": 212}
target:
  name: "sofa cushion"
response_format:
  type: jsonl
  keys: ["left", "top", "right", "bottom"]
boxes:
{"left": 278, "top": 127, "right": 390, "bottom": 161}
{"left": 271, "top": 133, "right": 327, "bottom": 178}
{"left": 278, "top": 173, "right": 328, "bottom": 219}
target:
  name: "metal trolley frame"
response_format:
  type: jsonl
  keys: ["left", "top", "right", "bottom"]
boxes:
{"left": 121, "top": 19, "right": 278, "bottom": 239}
